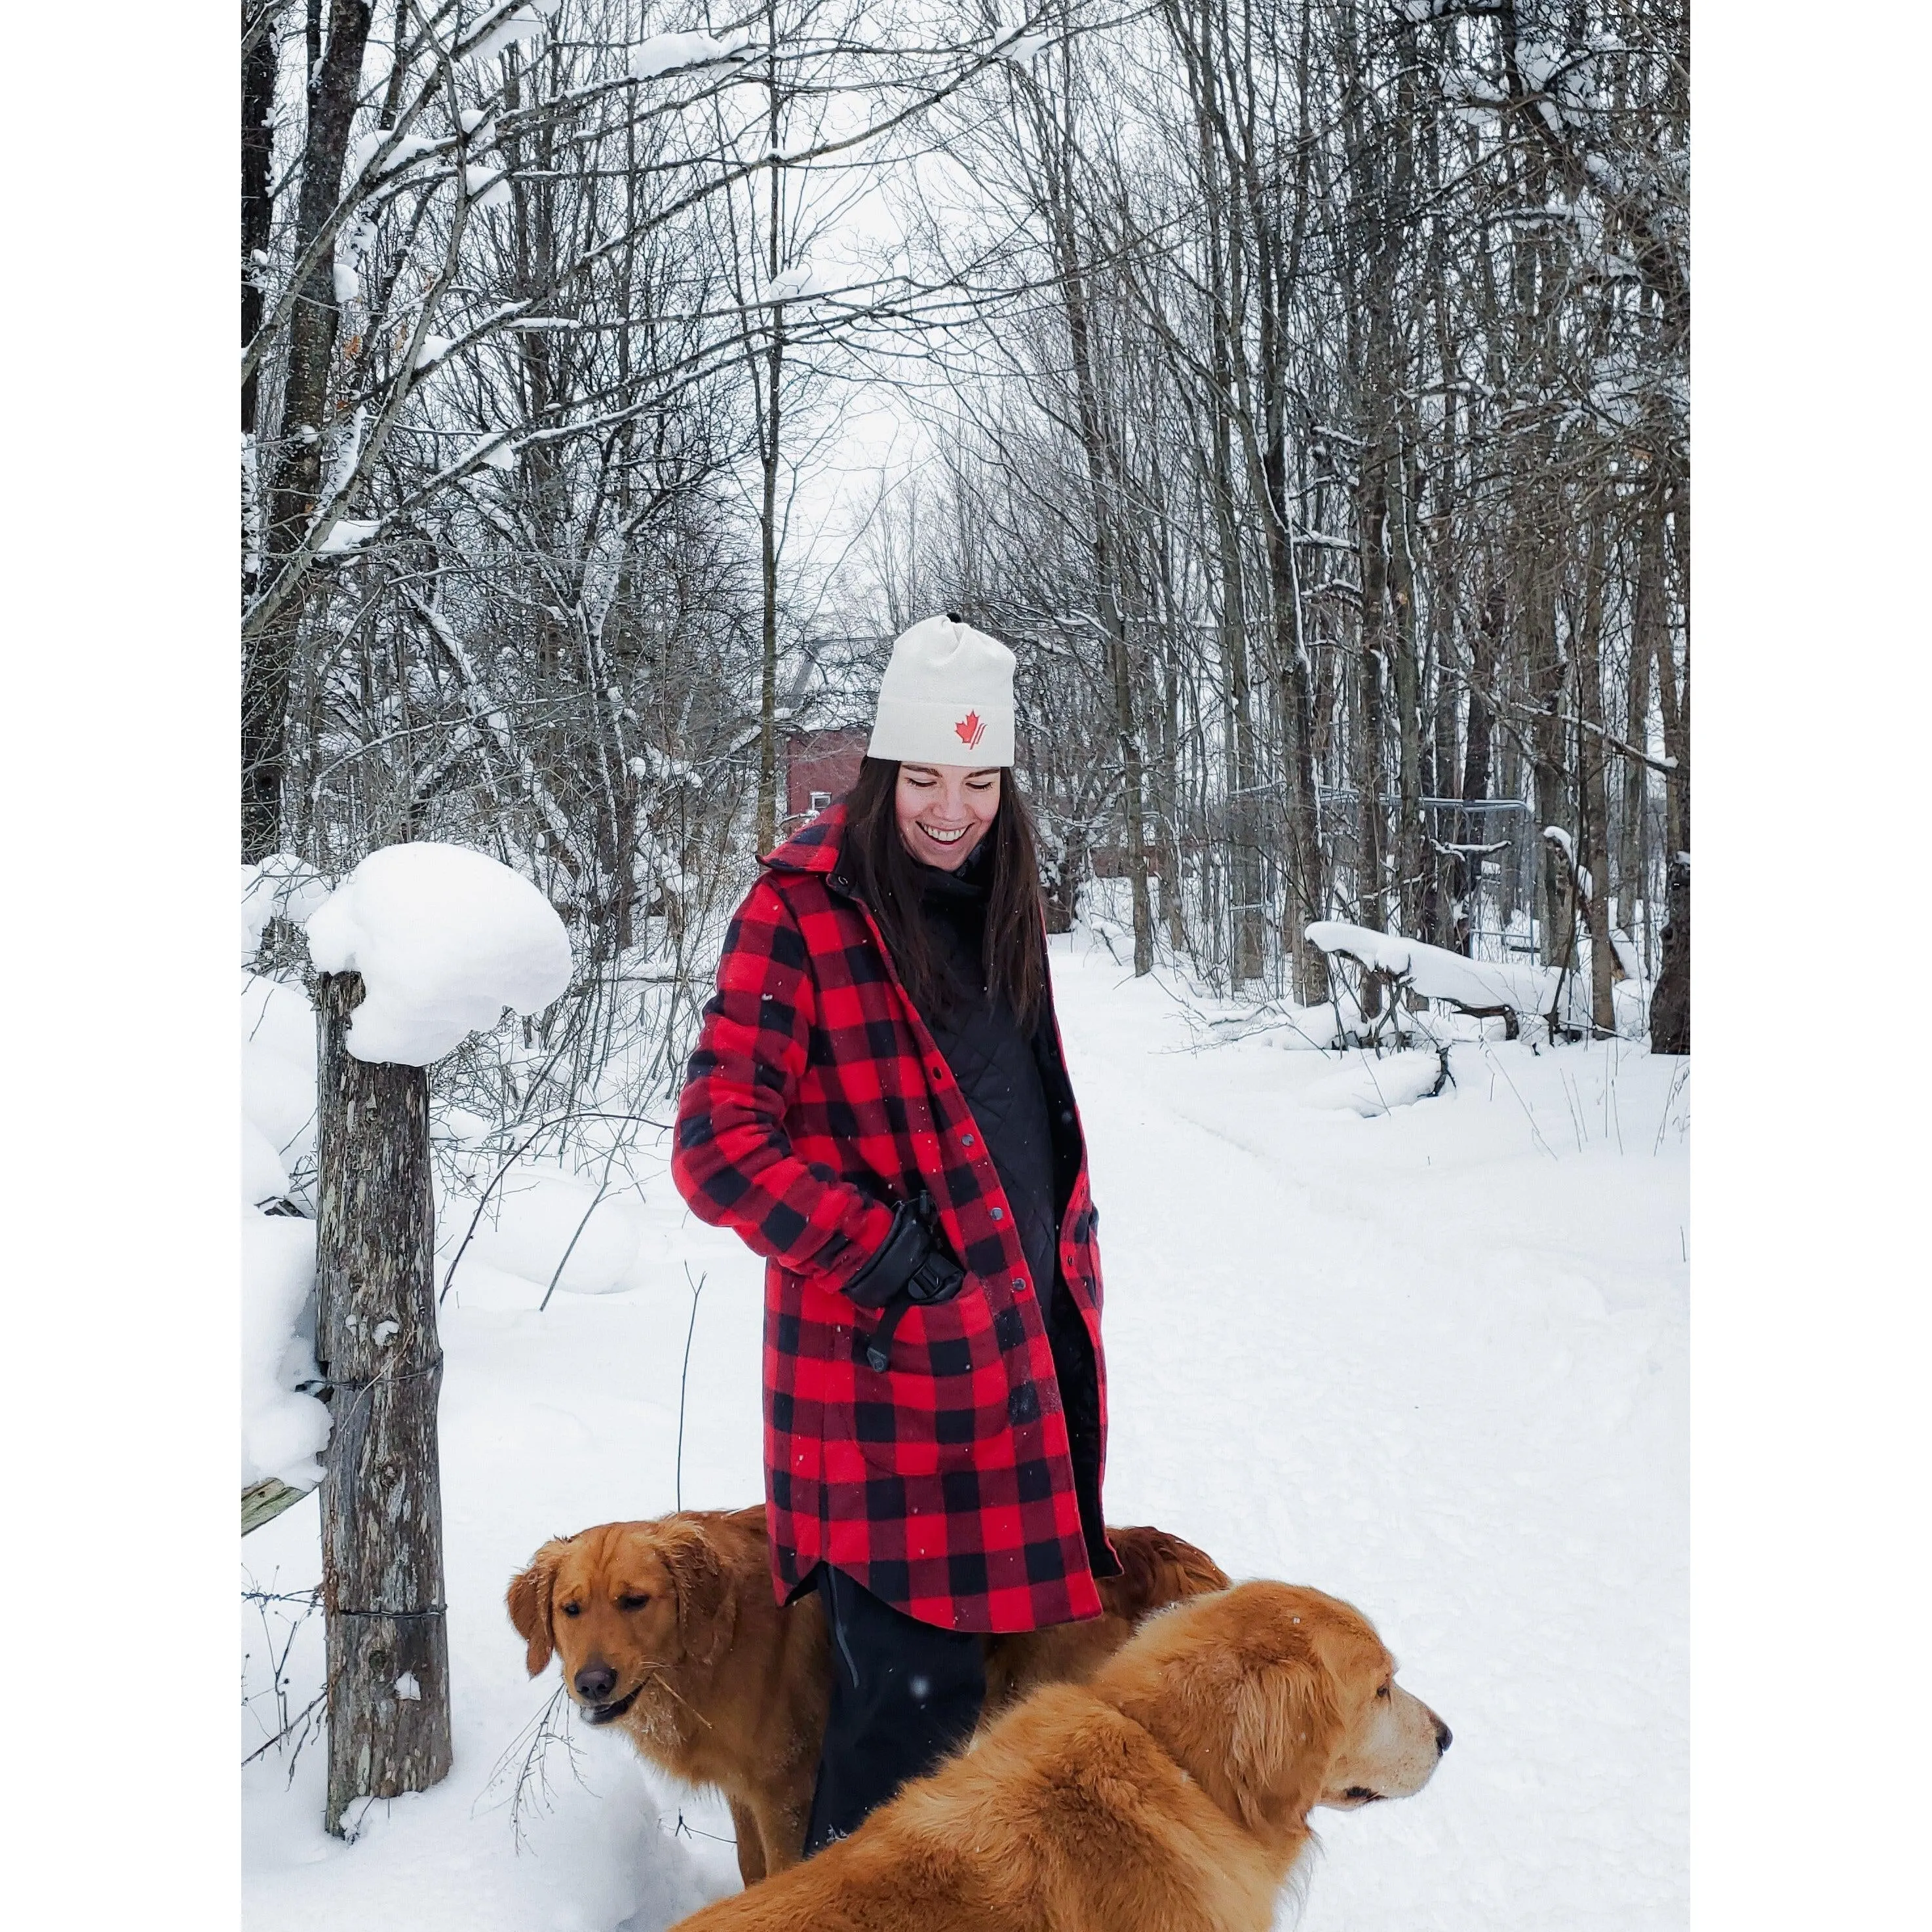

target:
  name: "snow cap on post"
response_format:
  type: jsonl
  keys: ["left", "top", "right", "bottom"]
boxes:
{"left": 304, "top": 842, "right": 573, "bottom": 1066}
{"left": 867, "top": 613, "right": 1016, "bottom": 767}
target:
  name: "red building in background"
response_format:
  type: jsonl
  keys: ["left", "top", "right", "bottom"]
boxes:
{"left": 783, "top": 727, "right": 869, "bottom": 828}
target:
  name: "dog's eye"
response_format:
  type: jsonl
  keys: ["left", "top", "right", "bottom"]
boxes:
{"left": 560, "top": 1602, "right": 582, "bottom": 1618}
{"left": 617, "top": 1593, "right": 651, "bottom": 1612}
{"left": 1376, "top": 1684, "right": 1391, "bottom": 1699}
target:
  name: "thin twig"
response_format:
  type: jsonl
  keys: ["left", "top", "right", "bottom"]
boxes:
{"left": 676, "top": 1266, "right": 707, "bottom": 1511}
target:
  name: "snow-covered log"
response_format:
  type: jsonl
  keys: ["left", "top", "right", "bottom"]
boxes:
{"left": 1307, "top": 919, "right": 1566, "bottom": 1024}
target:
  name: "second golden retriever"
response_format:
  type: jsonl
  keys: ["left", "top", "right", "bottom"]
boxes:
{"left": 506, "top": 1505, "right": 1228, "bottom": 1884}
{"left": 663, "top": 1579, "right": 1450, "bottom": 1932}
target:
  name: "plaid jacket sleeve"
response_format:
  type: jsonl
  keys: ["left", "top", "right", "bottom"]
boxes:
{"left": 672, "top": 876, "right": 895, "bottom": 1291}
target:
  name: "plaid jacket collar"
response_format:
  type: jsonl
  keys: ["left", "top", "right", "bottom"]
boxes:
{"left": 763, "top": 803, "right": 849, "bottom": 881}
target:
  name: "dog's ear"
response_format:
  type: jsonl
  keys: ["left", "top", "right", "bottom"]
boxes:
{"left": 1100, "top": 1528, "right": 1232, "bottom": 1624}
{"left": 663, "top": 1521, "right": 734, "bottom": 1667}
{"left": 1224, "top": 1644, "right": 1342, "bottom": 1830}
{"left": 1107, "top": 1527, "right": 1164, "bottom": 1619}
{"left": 506, "top": 1541, "right": 569, "bottom": 1676}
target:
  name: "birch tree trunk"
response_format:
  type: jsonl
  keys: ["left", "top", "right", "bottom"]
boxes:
{"left": 314, "top": 971, "right": 452, "bottom": 1838}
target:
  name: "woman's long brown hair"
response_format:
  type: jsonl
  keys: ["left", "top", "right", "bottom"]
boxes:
{"left": 841, "top": 757, "right": 1047, "bottom": 1032}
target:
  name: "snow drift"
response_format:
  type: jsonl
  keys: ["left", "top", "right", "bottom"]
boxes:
{"left": 464, "top": 1170, "right": 648, "bottom": 1298}
{"left": 241, "top": 1207, "right": 328, "bottom": 1489}
{"left": 1300, "top": 1048, "right": 1447, "bottom": 1116}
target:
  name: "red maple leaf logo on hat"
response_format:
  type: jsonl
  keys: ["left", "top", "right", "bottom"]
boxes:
{"left": 955, "top": 710, "right": 986, "bottom": 750}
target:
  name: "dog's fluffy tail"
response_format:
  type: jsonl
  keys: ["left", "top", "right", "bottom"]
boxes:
{"left": 1099, "top": 1526, "right": 1231, "bottom": 1623}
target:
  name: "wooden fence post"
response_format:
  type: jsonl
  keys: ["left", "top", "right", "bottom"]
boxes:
{"left": 313, "top": 970, "right": 452, "bottom": 1836}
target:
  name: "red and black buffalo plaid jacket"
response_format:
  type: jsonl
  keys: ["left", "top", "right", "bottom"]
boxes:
{"left": 671, "top": 805, "right": 1114, "bottom": 1633}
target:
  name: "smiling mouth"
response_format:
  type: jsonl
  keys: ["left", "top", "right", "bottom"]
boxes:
{"left": 918, "top": 823, "right": 969, "bottom": 844}
{"left": 581, "top": 1684, "right": 644, "bottom": 1726}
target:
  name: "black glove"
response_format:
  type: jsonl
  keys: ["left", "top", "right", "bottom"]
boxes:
{"left": 846, "top": 1193, "right": 966, "bottom": 1309}
{"left": 903, "top": 1243, "right": 966, "bottom": 1305}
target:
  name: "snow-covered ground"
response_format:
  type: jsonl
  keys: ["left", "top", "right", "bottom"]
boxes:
{"left": 242, "top": 927, "right": 1688, "bottom": 1932}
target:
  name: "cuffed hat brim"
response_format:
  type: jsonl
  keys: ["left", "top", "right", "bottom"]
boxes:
{"left": 867, "top": 615, "right": 1016, "bottom": 767}
{"left": 868, "top": 695, "right": 1014, "bottom": 766}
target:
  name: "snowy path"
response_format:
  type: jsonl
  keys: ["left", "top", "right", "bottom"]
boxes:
{"left": 243, "top": 933, "right": 1688, "bottom": 1932}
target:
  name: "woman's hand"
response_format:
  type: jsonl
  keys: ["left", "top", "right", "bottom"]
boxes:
{"left": 847, "top": 1193, "right": 966, "bottom": 1308}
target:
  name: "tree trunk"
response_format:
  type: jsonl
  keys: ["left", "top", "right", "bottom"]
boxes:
{"left": 1155, "top": 646, "right": 1186, "bottom": 951}
{"left": 1575, "top": 504, "right": 1616, "bottom": 1035}
{"left": 754, "top": 314, "right": 782, "bottom": 857}
{"left": 314, "top": 971, "right": 452, "bottom": 1838}
{"left": 1623, "top": 495, "right": 1658, "bottom": 959}
{"left": 1659, "top": 467, "right": 1691, "bottom": 855}
{"left": 242, "top": 0, "right": 375, "bottom": 862}
{"left": 1267, "top": 492, "right": 1326, "bottom": 1003}
{"left": 613, "top": 769, "right": 638, "bottom": 953}
{"left": 241, "top": 3, "right": 277, "bottom": 439}
{"left": 1356, "top": 436, "right": 1391, "bottom": 944}
{"left": 1108, "top": 613, "right": 1155, "bottom": 977}
{"left": 1387, "top": 438, "right": 1426, "bottom": 940}
{"left": 1456, "top": 570, "right": 1501, "bottom": 955}
{"left": 754, "top": 26, "right": 784, "bottom": 857}
{"left": 1649, "top": 853, "right": 1690, "bottom": 1054}
{"left": 1241, "top": 67, "right": 1326, "bottom": 1004}
{"left": 1522, "top": 512, "right": 1568, "bottom": 967}
{"left": 1041, "top": 76, "right": 1151, "bottom": 975}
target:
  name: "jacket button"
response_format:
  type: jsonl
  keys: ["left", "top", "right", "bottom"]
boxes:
{"left": 962, "top": 1132, "right": 975, "bottom": 1147}
{"left": 990, "top": 1207, "right": 1004, "bottom": 1222}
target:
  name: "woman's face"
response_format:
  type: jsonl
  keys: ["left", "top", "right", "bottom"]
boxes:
{"left": 895, "top": 762, "right": 1001, "bottom": 870}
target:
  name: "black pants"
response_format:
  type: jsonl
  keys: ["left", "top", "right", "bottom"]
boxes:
{"left": 802, "top": 1564, "right": 986, "bottom": 1856}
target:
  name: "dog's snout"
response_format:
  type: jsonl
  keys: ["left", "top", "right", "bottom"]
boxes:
{"left": 1433, "top": 1716, "right": 1452, "bottom": 1756}
{"left": 575, "top": 1661, "right": 617, "bottom": 1703}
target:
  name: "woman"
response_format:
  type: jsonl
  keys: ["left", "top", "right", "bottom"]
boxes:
{"left": 672, "top": 613, "right": 1116, "bottom": 1856}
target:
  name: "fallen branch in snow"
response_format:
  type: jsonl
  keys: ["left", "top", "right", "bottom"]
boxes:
{"left": 1307, "top": 919, "right": 1558, "bottom": 1037}
{"left": 474, "top": 1683, "right": 587, "bottom": 1851}
{"left": 242, "top": 1690, "right": 326, "bottom": 1777}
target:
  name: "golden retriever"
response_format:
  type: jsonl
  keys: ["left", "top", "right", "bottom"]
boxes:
{"left": 661, "top": 1579, "right": 1450, "bottom": 1932}
{"left": 507, "top": 1506, "right": 1229, "bottom": 1885}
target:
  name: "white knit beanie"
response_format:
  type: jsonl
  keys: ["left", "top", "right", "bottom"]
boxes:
{"left": 866, "top": 613, "right": 1016, "bottom": 767}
